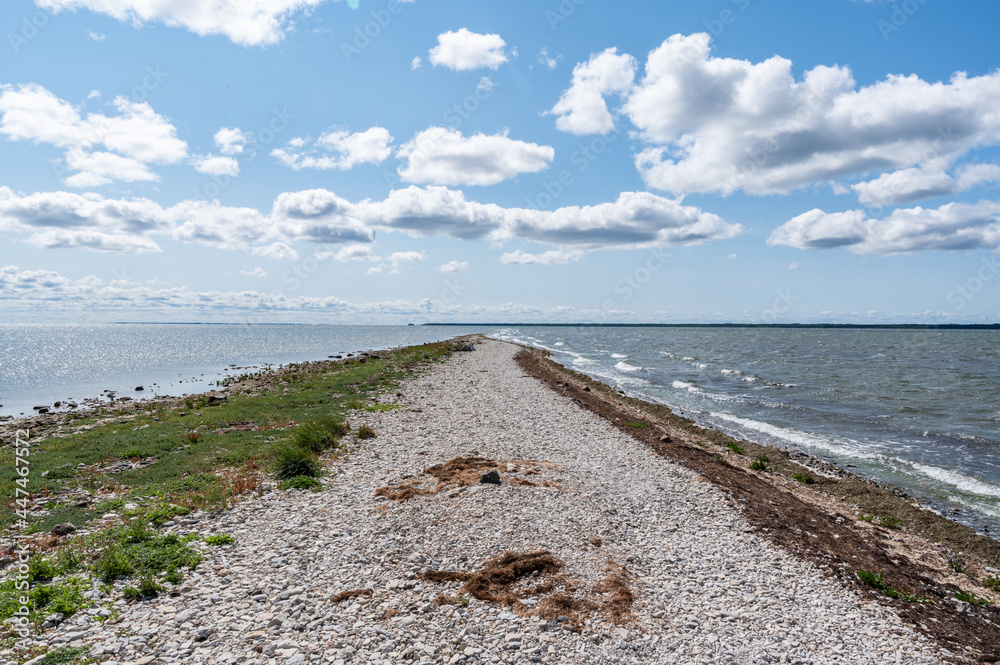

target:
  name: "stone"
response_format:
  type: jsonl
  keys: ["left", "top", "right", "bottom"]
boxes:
{"left": 52, "top": 523, "right": 77, "bottom": 536}
{"left": 479, "top": 470, "right": 501, "bottom": 485}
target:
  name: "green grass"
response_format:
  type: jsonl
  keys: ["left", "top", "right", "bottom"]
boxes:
{"left": 205, "top": 533, "right": 235, "bottom": 546}
{"left": 984, "top": 574, "right": 1000, "bottom": 591}
{"left": 749, "top": 455, "right": 770, "bottom": 472}
{"left": 625, "top": 421, "right": 651, "bottom": 429}
{"left": 878, "top": 514, "right": 904, "bottom": 530}
{"left": 273, "top": 444, "right": 321, "bottom": 480}
{"left": 278, "top": 475, "right": 322, "bottom": 491}
{"left": 726, "top": 441, "right": 745, "bottom": 455}
{"left": 356, "top": 424, "right": 377, "bottom": 440}
{"left": 955, "top": 589, "right": 991, "bottom": 607}
{"left": 292, "top": 415, "right": 349, "bottom": 453}
{"left": 792, "top": 473, "right": 815, "bottom": 484}
{"left": 364, "top": 403, "right": 402, "bottom": 412}
{"left": 855, "top": 570, "right": 923, "bottom": 602}
{"left": 0, "top": 342, "right": 452, "bottom": 528}
{"left": 36, "top": 646, "right": 90, "bottom": 665}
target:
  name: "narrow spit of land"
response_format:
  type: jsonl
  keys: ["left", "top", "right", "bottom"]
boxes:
{"left": 1, "top": 337, "right": 998, "bottom": 665}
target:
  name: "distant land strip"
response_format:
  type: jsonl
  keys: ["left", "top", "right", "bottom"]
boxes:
{"left": 422, "top": 322, "right": 1000, "bottom": 329}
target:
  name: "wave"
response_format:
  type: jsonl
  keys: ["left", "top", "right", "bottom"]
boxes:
{"left": 614, "top": 360, "right": 643, "bottom": 372}
{"left": 710, "top": 412, "right": 879, "bottom": 461}
{"left": 721, "top": 368, "right": 742, "bottom": 376}
{"left": 912, "top": 463, "right": 1000, "bottom": 499}
{"left": 672, "top": 380, "right": 700, "bottom": 392}
{"left": 572, "top": 356, "right": 596, "bottom": 366}
{"left": 611, "top": 353, "right": 628, "bottom": 359}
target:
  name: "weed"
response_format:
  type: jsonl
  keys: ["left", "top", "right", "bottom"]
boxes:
{"left": 46, "top": 466, "right": 76, "bottom": 480}
{"left": 792, "top": 473, "right": 815, "bottom": 484}
{"left": 122, "top": 449, "right": 141, "bottom": 459}
{"left": 93, "top": 546, "right": 136, "bottom": 583}
{"left": 345, "top": 399, "right": 366, "bottom": 410}
{"left": 293, "top": 415, "right": 349, "bottom": 453}
{"left": 879, "top": 514, "right": 904, "bottom": 530}
{"left": 36, "top": 646, "right": 90, "bottom": 665}
{"left": 31, "top": 577, "right": 90, "bottom": 617}
{"left": 278, "top": 475, "right": 323, "bottom": 491}
{"left": 364, "top": 404, "right": 401, "bottom": 412}
{"left": 625, "top": 421, "right": 651, "bottom": 429}
{"left": 984, "top": 575, "right": 1000, "bottom": 592}
{"left": 855, "top": 570, "right": 922, "bottom": 602}
{"left": 28, "top": 556, "right": 58, "bottom": 583}
{"left": 164, "top": 568, "right": 184, "bottom": 585}
{"left": 750, "top": 456, "right": 770, "bottom": 472}
{"left": 205, "top": 533, "right": 235, "bottom": 546}
{"left": 185, "top": 432, "right": 202, "bottom": 444}
{"left": 273, "top": 444, "right": 321, "bottom": 480}
{"left": 941, "top": 549, "right": 968, "bottom": 574}
{"left": 726, "top": 441, "right": 745, "bottom": 455}
{"left": 955, "top": 589, "right": 991, "bottom": 607}
{"left": 356, "top": 424, "right": 377, "bottom": 440}
{"left": 144, "top": 503, "right": 190, "bottom": 528}
{"left": 712, "top": 454, "right": 724, "bottom": 461}
{"left": 859, "top": 514, "right": 875, "bottom": 523}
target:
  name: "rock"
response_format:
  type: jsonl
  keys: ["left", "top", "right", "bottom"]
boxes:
{"left": 33, "top": 406, "right": 49, "bottom": 413}
{"left": 457, "top": 343, "right": 476, "bottom": 352}
{"left": 52, "top": 522, "right": 77, "bottom": 536}
{"left": 135, "top": 386, "right": 144, "bottom": 391}
{"left": 479, "top": 470, "right": 501, "bottom": 485}
{"left": 658, "top": 435, "right": 672, "bottom": 443}
{"left": 583, "top": 386, "right": 591, "bottom": 392}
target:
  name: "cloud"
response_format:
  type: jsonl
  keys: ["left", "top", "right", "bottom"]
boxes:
{"left": 87, "top": 30, "right": 105, "bottom": 41}
{"left": 438, "top": 260, "right": 469, "bottom": 272}
{"left": 0, "top": 83, "right": 187, "bottom": 187}
{"left": 787, "top": 262, "right": 801, "bottom": 270}
{"left": 851, "top": 163, "right": 1000, "bottom": 207}
{"left": 192, "top": 154, "right": 240, "bottom": 177}
{"left": 536, "top": 48, "right": 560, "bottom": 70}
{"left": 499, "top": 249, "right": 584, "bottom": 265}
{"left": 272, "top": 126, "right": 393, "bottom": 170}
{"left": 768, "top": 201, "right": 1000, "bottom": 254}
{"left": 251, "top": 242, "right": 299, "bottom": 261}
{"left": 169, "top": 200, "right": 275, "bottom": 250}
{"left": 547, "top": 48, "right": 636, "bottom": 135}
{"left": 37, "top": 0, "right": 329, "bottom": 47}
{"left": 397, "top": 127, "right": 554, "bottom": 186}
{"left": 238, "top": 267, "right": 267, "bottom": 277}
{"left": 549, "top": 33, "right": 1000, "bottom": 203}
{"left": 26, "top": 229, "right": 161, "bottom": 253}
{"left": 411, "top": 56, "right": 423, "bottom": 70}
{"left": 271, "top": 189, "right": 374, "bottom": 244}
{"left": 317, "top": 244, "right": 379, "bottom": 262}
{"left": 428, "top": 28, "right": 509, "bottom": 71}
{"left": 214, "top": 127, "right": 247, "bottom": 156}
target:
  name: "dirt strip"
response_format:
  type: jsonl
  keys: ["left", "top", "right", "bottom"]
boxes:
{"left": 514, "top": 344, "right": 1000, "bottom": 664}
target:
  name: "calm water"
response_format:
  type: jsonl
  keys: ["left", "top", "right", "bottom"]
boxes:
{"left": 492, "top": 326, "right": 1000, "bottom": 535}
{"left": 0, "top": 324, "right": 485, "bottom": 417}
{"left": 2, "top": 323, "right": 998, "bottom": 535}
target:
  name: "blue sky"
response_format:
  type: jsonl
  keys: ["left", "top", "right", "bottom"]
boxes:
{"left": 1, "top": 0, "right": 999, "bottom": 323}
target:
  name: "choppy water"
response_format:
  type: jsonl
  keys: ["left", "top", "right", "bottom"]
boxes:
{"left": 2, "top": 323, "right": 998, "bottom": 536}
{"left": 491, "top": 326, "right": 1000, "bottom": 536}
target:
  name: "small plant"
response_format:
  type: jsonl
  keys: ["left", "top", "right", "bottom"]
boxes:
{"left": 984, "top": 574, "right": 1000, "bottom": 591}
{"left": 625, "top": 421, "right": 651, "bottom": 428}
{"left": 955, "top": 589, "right": 990, "bottom": 607}
{"left": 36, "top": 646, "right": 90, "bottom": 665}
{"left": 164, "top": 568, "right": 184, "bottom": 585}
{"left": 273, "top": 443, "right": 322, "bottom": 480}
{"left": 750, "top": 455, "right": 769, "bottom": 472}
{"left": 878, "top": 514, "right": 904, "bottom": 530}
{"left": 293, "top": 415, "right": 349, "bottom": 453}
{"left": 726, "top": 441, "right": 745, "bottom": 455}
{"left": 941, "top": 549, "right": 968, "bottom": 574}
{"left": 28, "top": 556, "right": 58, "bottom": 583}
{"left": 186, "top": 431, "right": 202, "bottom": 443}
{"left": 856, "top": 570, "right": 922, "bottom": 602}
{"left": 279, "top": 475, "right": 323, "bottom": 491}
{"left": 122, "top": 448, "right": 142, "bottom": 459}
{"left": 712, "top": 454, "right": 724, "bottom": 461}
{"left": 94, "top": 546, "right": 136, "bottom": 583}
{"left": 345, "top": 399, "right": 366, "bottom": 410}
{"left": 184, "top": 398, "right": 194, "bottom": 410}
{"left": 859, "top": 514, "right": 875, "bottom": 523}
{"left": 792, "top": 473, "right": 815, "bottom": 484}
{"left": 356, "top": 424, "right": 377, "bottom": 440}
{"left": 205, "top": 533, "right": 235, "bottom": 546}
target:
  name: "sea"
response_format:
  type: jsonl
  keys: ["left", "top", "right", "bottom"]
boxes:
{"left": 1, "top": 323, "right": 998, "bottom": 536}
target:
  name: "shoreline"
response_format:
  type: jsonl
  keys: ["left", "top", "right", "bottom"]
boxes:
{"left": 3, "top": 336, "right": 999, "bottom": 663}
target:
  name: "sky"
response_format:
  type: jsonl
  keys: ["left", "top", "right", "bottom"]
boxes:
{"left": 1, "top": 0, "right": 999, "bottom": 324}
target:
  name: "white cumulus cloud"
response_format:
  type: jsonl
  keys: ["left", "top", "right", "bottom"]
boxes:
{"left": 499, "top": 249, "right": 584, "bottom": 265}
{"left": 547, "top": 48, "right": 636, "bottom": 135}
{"left": 192, "top": 154, "right": 240, "bottom": 177}
{"left": 429, "top": 28, "right": 509, "bottom": 71}
{"left": 438, "top": 260, "right": 469, "bottom": 272}
{"left": 397, "top": 127, "right": 554, "bottom": 186}
{"left": 272, "top": 126, "right": 393, "bottom": 170}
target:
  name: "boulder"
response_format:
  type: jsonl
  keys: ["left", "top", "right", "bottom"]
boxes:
{"left": 52, "top": 523, "right": 77, "bottom": 537}
{"left": 479, "top": 470, "right": 501, "bottom": 485}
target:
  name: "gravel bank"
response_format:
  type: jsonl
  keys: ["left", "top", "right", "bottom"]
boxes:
{"left": 33, "top": 338, "right": 947, "bottom": 665}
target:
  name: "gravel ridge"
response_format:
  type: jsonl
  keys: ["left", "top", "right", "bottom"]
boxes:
{"left": 32, "top": 338, "right": 947, "bottom": 665}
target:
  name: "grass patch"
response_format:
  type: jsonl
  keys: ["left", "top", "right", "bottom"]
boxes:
{"left": 36, "top": 646, "right": 90, "bottom": 665}
{"left": 792, "top": 473, "right": 815, "bottom": 484}
{"left": 879, "top": 514, "right": 904, "bottom": 530}
{"left": 205, "top": 533, "right": 235, "bottom": 546}
{"left": 625, "top": 421, "right": 651, "bottom": 429}
{"left": 356, "top": 424, "right": 377, "bottom": 440}
{"left": 749, "top": 455, "right": 770, "bottom": 472}
{"left": 292, "top": 415, "right": 349, "bottom": 453}
{"left": 955, "top": 589, "right": 991, "bottom": 607}
{"left": 364, "top": 404, "right": 401, "bottom": 412}
{"left": 278, "top": 475, "right": 322, "bottom": 491}
{"left": 726, "top": 441, "right": 745, "bottom": 456}
{"left": 856, "top": 570, "right": 923, "bottom": 602}
{"left": 984, "top": 574, "right": 1000, "bottom": 591}
{"left": 272, "top": 444, "right": 321, "bottom": 480}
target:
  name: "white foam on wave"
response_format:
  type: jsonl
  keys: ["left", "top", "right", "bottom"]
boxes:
{"left": 554, "top": 342, "right": 564, "bottom": 346}
{"left": 911, "top": 463, "right": 1000, "bottom": 499}
{"left": 710, "top": 412, "right": 879, "bottom": 461}
{"left": 683, "top": 356, "right": 697, "bottom": 362}
{"left": 611, "top": 353, "right": 628, "bottom": 359}
{"left": 695, "top": 363, "right": 708, "bottom": 370}
{"left": 721, "top": 368, "right": 742, "bottom": 376}
{"left": 614, "top": 360, "right": 643, "bottom": 372}
{"left": 572, "top": 356, "right": 596, "bottom": 365}
{"left": 672, "top": 380, "right": 700, "bottom": 392}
